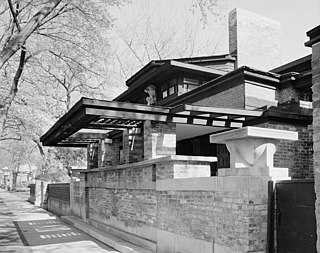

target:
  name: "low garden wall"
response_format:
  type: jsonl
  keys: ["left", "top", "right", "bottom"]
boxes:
{"left": 72, "top": 155, "right": 270, "bottom": 253}
{"left": 28, "top": 180, "right": 50, "bottom": 207}
{"left": 28, "top": 183, "right": 36, "bottom": 204}
{"left": 46, "top": 183, "right": 71, "bottom": 217}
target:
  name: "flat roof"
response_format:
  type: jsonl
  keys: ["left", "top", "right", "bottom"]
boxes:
{"left": 41, "top": 97, "right": 263, "bottom": 147}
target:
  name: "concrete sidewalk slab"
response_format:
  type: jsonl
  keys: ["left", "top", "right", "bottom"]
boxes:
{"left": 62, "top": 216, "right": 153, "bottom": 253}
{"left": 0, "top": 189, "right": 118, "bottom": 253}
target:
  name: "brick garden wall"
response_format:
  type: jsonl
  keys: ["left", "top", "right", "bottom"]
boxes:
{"left": 70, "top": 180, "right": 81, "bottom": 218}
{"left": 78, "top": 156, "right": 270, "bottom": 253}
{"left": 156, "top": 189, "right": 267, "bottom": 252}
{"left": 47, "top": 183, "right": 71, "bottom": 217}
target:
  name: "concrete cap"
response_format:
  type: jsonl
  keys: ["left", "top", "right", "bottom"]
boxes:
{"left": 210, "top": 126, "right": 298, "bottom": 143}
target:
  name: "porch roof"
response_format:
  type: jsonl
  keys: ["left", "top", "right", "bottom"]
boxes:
{"left": 40, "top": 97, "right": 263, "bottom": 147}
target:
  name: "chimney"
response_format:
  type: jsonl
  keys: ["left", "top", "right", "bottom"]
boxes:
{"left": 229, "top": 8, "right": 281, "bottom": 71}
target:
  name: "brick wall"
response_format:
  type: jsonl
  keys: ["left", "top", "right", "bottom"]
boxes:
{"left": 47, "top": 183, "right": 70, "bottom": 203}
{"left": 157, "top": 190, "right": 268, "bottom": 252}
{"left": 46, "top": 183, "right": 71, "bottom": 217}
{"left": 192, "top": 84, "right": 245, "bottom": 109}
{"left": 144, "top": 121, "right": 176, "bottom": 159}
{"left": 258, "top": 122, "right": 313, "bottom": 179}
{"left": 308, "top": 29, "right": 320, "bottom": 252}
{"left": 77, "top": 156, "right": 270, "bottom": 253}
{"left": 70, "top": 180, "right": 81, "bottom": 218}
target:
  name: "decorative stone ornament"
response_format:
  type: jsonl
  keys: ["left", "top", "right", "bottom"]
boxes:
{"left": 144, "top": 85, "right": 156, "bottom": 105}
{"left": 210, "top": 126, "right": 298, "bottom": 180}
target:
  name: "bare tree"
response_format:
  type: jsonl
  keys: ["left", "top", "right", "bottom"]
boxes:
{"left": 0, "top": 0, "right": 125, "bottom": 140}
{"left": 110, "top": 0, "right": 227, "bottom": 82}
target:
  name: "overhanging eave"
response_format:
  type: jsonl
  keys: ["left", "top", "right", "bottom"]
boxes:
{"left": 41, "top": 98, "right": 265, "bottom": 147}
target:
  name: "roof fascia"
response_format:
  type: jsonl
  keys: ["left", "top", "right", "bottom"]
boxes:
{"left": 115, "top": 61, "right": 224, "bottom": 102}
{"left": 115, "top": 61, "right": 172, "bottom": 101}
{"left": 170, "top": 60, "right": 227, "bottom": 76}
{"left": 126, "top": 60, "right": 165, "bottom": 87}
{"left": 162, "top": 66, "right": 280, "bottom": 107}
{"left": 270, "top": 55, "right": 311, "bottom": 74}
{"left": 305, "top": 25, "right": 320, "bottom": 47}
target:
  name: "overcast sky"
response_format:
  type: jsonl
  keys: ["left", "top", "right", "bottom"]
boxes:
{"left": 111, "top": 0, "right": 320, "bottom": 67}
{"left": 228, "top": 0, "right": 320, "bottom": 64}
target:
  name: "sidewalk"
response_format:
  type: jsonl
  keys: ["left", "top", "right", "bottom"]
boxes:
{"left": 0, "top": 189, "right": 118, "bottom": 253}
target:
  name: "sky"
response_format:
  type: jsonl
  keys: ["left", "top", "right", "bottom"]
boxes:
{"left": 227, "top": 0, "right": 320, "bottom": 64}
{"left": 110, "top": 0, "right": 320, "bottom": 69}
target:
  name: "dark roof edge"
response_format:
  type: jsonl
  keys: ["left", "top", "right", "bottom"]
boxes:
{"left": 125, "top": 54, "right": 235, "bottom": 87}
{"left": 270, "top": 55, "right": 311, "bottom": 74}
{"left": 172, "top": 54, "right": 236, "bottom": 63}
{"left": 305, "top": 25, "right": 320, "bottom": 47}
{"left": 162, "top": 66, "right": 280, "bottom": 107}
{"left": 126, "top": 61, "right": 165, "bottom": 87}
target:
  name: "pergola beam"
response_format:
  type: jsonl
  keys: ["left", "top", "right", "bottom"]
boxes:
{"left": 40, "top": 98, "right": 265, "bottom": 147}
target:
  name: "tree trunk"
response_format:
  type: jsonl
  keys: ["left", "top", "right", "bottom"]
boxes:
{"left": 0, "top": 0, "right": 62, "bottom": 140}
{"left": 0, "top": 0, "right": 62, "bottom": 69}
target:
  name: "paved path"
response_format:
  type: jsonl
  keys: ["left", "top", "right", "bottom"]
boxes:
{"left": 0, "top": 189, "right": 118, "bottom": 253}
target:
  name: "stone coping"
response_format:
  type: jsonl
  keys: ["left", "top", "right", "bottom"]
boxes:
{"left": 156, "top": 176, "right": 270, "bottom": 192}
{"left": 210, "top": 126, "right": 298, "bottom": 143}
{"left": 76, "top": 155, "right": 217, "bottom": 173}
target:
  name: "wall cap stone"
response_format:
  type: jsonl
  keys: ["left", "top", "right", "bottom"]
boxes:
{"left": 78, "top": 155, "right": 217, "bottom": 173}
{"left": 210, "top": 126, "right": 298, "bottom": 143}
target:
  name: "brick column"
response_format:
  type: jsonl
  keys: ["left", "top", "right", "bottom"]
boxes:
{"left": 79, "top": 172, "right": 88, "bottom": 222}
{"left": 306, "top": 25, "right": 320, "bottom": 251}
{"left": 210, "top": 126, "right": 298, "bottom": 252}
{"left": 87, "top": 143, "right": 98, "bottom": 169}
{"left": 143, "top": 120, "right": 176, "bottom": 160}
{"left": 98, "top": 138, "right": 119, "bottom": 167}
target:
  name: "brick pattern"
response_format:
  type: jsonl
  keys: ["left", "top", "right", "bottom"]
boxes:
{"left": 88, "top": 143, "right": 99, "bottom": 169}
{"left": 47, "top": 183, "right": 70, "bottom": 203}
{"left": 86, "top": 165, "right": 154, "bottom": 189}
{"left": 89, "top": 188, "right": 157, "bottom": 228}
{"left": 157, "top": 190, "right": 268, "bottom": 252}
{"left": 82, "top": 158, "right": 269, "bottom": 252}
{"left": 276, "top": 85, "right": 299, "bottom": 104}
{"left": 72, "top": 181, "right": 81, "bottom": 204}
{"left": 129, "top": 128, "right": 144, "bottom": 163}
{"left": 193, "top": 84, "right": 245, "bottom": 109}
{"left": 259, "top": 122, "right": 313, "bottom": 179}
{"left": 312, "top": 41, "right": 320, "bottom": 252}
{"left": 144, "top": 121, "right": 176, "bottom": 159}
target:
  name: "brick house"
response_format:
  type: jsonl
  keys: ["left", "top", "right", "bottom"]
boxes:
{"left": 40, "top": 8, "right": 316, "bottom": 253}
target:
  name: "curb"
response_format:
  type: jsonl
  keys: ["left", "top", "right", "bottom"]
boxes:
{"left": 61, "top": 216, "right": 153, "bottom": 253}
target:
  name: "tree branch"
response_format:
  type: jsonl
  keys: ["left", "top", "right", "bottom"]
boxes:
{"left": 7, "top": 0, "right": 21, "bottom": 32}
{"left": 0, "top": 0, "right": 62, "bottom": 69}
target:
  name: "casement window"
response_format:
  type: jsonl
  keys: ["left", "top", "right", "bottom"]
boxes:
{"left": 161, "top": 78, "right": 177, "bottom": 99}
{"left": 159, "top": 77, "right": 203, "bottom": 100}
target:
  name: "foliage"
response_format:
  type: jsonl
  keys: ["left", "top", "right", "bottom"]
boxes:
{"left": 0, "top": 0, "right": 225, "bottom": 182}
{"left": 0, "top": 0, "right": 126, "bottom": 181}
